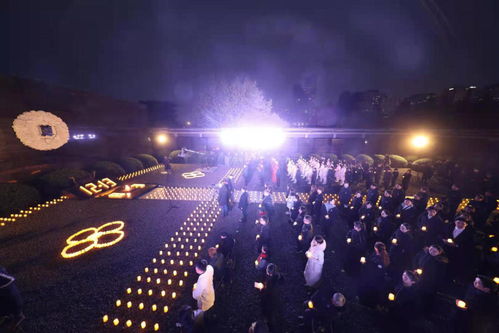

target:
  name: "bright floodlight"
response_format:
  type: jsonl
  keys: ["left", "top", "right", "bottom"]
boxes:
{"left": 155, "top": 134, "right": 169, "bottom": 145}
{"left": 411, "top": 135, "right": 430, "bottom": 149}
{"left": 219, "top": 127, "right": 286, "bottom": 150}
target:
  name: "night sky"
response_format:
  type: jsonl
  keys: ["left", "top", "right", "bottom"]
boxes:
{"left": 2, "top": 0, "right": 499, "bottom": 110}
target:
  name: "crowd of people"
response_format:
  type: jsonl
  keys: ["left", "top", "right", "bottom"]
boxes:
{"left": 205, "top": 155, "right": 497, "bottom": 332}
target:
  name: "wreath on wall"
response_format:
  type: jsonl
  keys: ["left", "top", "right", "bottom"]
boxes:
{"left": 12, "top": 111, "right": 70, "bottom": 151}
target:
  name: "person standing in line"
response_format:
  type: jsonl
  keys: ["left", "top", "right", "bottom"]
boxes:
{"left": 192, "top": 260, "right": 215, "bottom": 318}
{"left": 304, "top": 235, "right": 327, "bottom": 287}
{"left": 238, "top": 187, "right": 249, "bottom": 223}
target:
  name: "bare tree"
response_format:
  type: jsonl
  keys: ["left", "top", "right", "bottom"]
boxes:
{"left": 194, "top": 76, "right": 285, "bottom": 127}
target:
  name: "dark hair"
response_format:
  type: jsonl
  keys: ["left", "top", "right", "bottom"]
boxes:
{"left": 314, "top": 235, "right": 324, "bottom": 243}
{"left": 195, "top": 259, "right": 208, "bottom": 272}
{"left": 304, "top": 215, "right": 312, "bottom": 223}
{"left": 354, "top": 221, "right": 364, "bottom": 229}
{"left": 375, "top": 242, "right": 390, "bottom": 267}
{"left": 260, "top": 215, "right": 269, "bottom": 223}
{"left": 220, "top": 232, "right": 228, "bottom": 238}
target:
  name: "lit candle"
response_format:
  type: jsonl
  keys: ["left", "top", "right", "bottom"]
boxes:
{"left": 360, "top": 257, "right": 366, "bottom": 264}
{"left": 346, "top": 238, "right": 352, "bottom": 244}
{"left": 388, "top": 293, "right": 395, "bottom": 301}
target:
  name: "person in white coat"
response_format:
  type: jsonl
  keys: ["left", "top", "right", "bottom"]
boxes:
{"left": 304, "top": 235, "right": 326, "bottom": 287}
{"left": 192, "top": 260, "right": 215, "bottom": 318}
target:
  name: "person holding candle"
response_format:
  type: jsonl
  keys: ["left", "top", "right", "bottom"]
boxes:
{"left": 238, "top": 187, "right": 249, "bottom": 223}
{"left": 192, "top": 260, "right": 215, "bottom": 318}
{"left": 297, "top": 215, "right": 314, "bottom": 253}
{"left": 443, "top": 217, "right": 475, "bottom": 283}
{"left": 345, "top": 221, "right": 368, "bottom": 275}
{"left": 358, "top": 242, "right": 390, "bottom": 308}
{"left": 389, "top": 270, "right": 422, "bottom": 330}
{"left": 388, "top": 223, "right": 415, "bottom": 278}
{"left": 304, "top": 235, "right": 326, "bottom": 287}
{"left": 299, "top": 285, "right": 346, "bottom": 332}
{"left": 395, "top": 198, "right": 418, "bottom": 227}
{"left": 417, "top": 206, "right": 446, "bottom": 247}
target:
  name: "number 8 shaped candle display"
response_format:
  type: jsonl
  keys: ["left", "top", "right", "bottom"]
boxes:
{"left": 61, "top": 221, "right": 125, "bottom": 258}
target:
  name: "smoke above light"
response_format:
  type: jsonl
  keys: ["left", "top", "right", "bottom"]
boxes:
{"left": 219, "top": 127, "right": 286, "bottom": 150}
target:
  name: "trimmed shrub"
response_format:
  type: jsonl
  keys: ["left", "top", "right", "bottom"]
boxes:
{"left": 90, "top": 161, "right": 125, "bottom": 179}
{"left": 412, "top": 158, "right": 433, "bottom": 165}
{"left": 389, "top": 155, "right": 409, "bottom": 168}
{"left": 38, "top": 168, "right": 90, "bottom": 197}
{"left": 405, "top": 155, "right": 419, "bottom": 162}
{"left": 373, "top": 154, "right": 385, "bottom": 162}
{"left": 0, "top": 184, "right": 41, "bottom": 216}
{"left": 341, "top": 154, "right": 356, "bottom": 162}
{"left": 118, "top": 157, "right": 144, "bottom": 173}
{"left": 356, "top": 154, "right": 374, "bottom": 165}
{"left": 135, "top": 154, "right": 159, "bottom": 167}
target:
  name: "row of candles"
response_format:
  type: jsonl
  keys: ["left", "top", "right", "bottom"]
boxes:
{"left": 143, "top": 187, "right": 216, "bottom": 201}
{"left": 117, "top": 165, "right": 164, "bottom": 181}
{"left": 102, "top": 200, "right": 221, "bottom": 331}
{"left": 0, "top": 195, "right": 69, "bottom": 226}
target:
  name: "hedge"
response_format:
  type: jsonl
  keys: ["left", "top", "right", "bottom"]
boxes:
{"left": 341, "top": 154, "right": 356, "bottom": 162}
{"left": 329, "top": 154, "right": 338, "bottom": 162}
{"left": 118, "top": 157, "right": 144, "bottom": 173}
{"left": 90, "top": 161, "right": 125, "bottom": 179}
{"left": 135, "top": 154, "right": 159, "bottom": 167}
{"left": 38, "top": 168, "right": 90, "bottom": 197}
{"left": 373, "top": 154, "right": 385, "bottom": 162}
{"left": 356, "top": 154, "right": 374, "bottom": 165}
{"left": 405, "top": 155, "right": 419, "bottom": 162}
{"left": 412, "top": 158, "right": 433, "bottom": 165}
{"left": 389, "top": 155, "right": 409, "bottom": 168}
{"left": 0, "top": 184, "right": 41, "bottom": 216}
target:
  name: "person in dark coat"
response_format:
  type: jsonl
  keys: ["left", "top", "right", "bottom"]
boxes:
{"left": 395, "top": 198, "right": 419, "bottom": 227}
{"left": 261, "top": 190, "right": 274, "bottom": 220}
{"left": 358, "top": 242, "right": 391, "bottom": 308}
{"left": 412, "top": 193, "right": 426, "bottom": 216}
{"left": 442, "top": 218, "right": 475, "bottom": 283}
{"left": 373, "top": 209, "right": 396, "bottom": 245}
{"left": 367, "top": 184, "right": 379, "bottom": 206}
{"left": 338, "top": 183, "right": 352, "bottom": 207}
{"left": 207, "top": 247, "right": 225, "bottom": 282}
{"left": 401, "top": 170, "right": 412, "bottom": 192}
{"left": 217, "top": 181, "right": 230, "bottom": 217}
{"left": 255, "top": 263, "right": 284, "bottom": 332}
{"left": 256, "top": 216, "right": 270, "bottom": 253}
{"left": 297, "top": 215, "right": 314, "bottom": 253}
{"left": 382, "top": 167, "right": 392, "bottom": 189}
{"left": 301, "top": 285, "right": 346, "bottom": 332}
{"left": 412, "top": 245, "right": 448, "bottom": 297}
{"left": 389, "top": 270, "right": 423, "bottom": 330}
{"left": 345, "top": 221, "right": 368, "bottom": 275}
{"left": 312, "top": 187, "right": 325, "bottom": 220}
{"left": 238, "top": 187, "right": 249, "bottom": 223}
{"left": 379, "top": 190, "right": 395, "bottom": 212}
{"left": 217, "top": 232, "right": 234, "bottom": 258}
{"left": 447, "top": 184, "right": 463, "bottom": 219}
{"left": 457, "top": 276, "right": 498, "bottom": 333}
{"left": 388, "top": 223, "right": 416, "bottom": 277}
{"left": 0, "top": 266, "right": 23, "bottom": 327}
{"left": 391, "top": 183, "right": 405, "bottom": 207}
{"left": 348, "top": 192, "right": 363, "bottom": 223}
{"left": 359, "top": 201, "right": 377, "bottom": 232}
{"left": 417, "top": 207, "right": 446, "bottom": 246}
{"left": 418, "top": 187, "right": 430, "bottom": 208}
{"left": 391, "top": 168, "right": 400, "bottom": 188}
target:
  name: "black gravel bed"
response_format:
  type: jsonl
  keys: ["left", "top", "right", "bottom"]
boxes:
{"left": 0, "top": 196, "right": 199, "bottom": 332}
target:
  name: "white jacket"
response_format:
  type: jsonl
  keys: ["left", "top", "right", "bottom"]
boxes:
{"left": 192, "top": 265, "right": 215, "bottom": 311}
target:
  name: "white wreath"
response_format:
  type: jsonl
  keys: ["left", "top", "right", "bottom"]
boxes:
{"left": 12, "top": 111, "right": 69, "bottom": 151}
